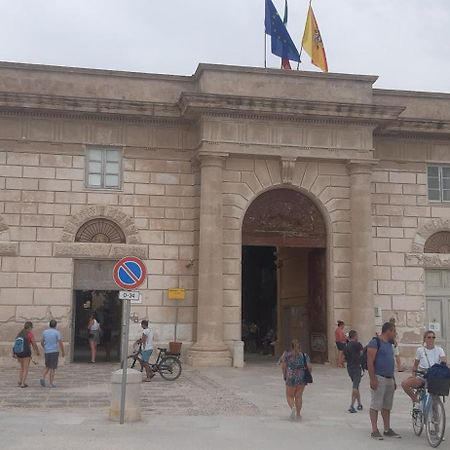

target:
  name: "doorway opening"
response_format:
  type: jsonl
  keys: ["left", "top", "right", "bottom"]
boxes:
{"left": 73, "top": 290, "right": 122, "bottom": 362}
{"left": 72, "top": 260, "right": 122, "bottom": 363}
{"left": 242, "top": 188, "right": 328, "bottom": 363}
{"left": 242, "top": 246, "right": 277, "bottom": 356}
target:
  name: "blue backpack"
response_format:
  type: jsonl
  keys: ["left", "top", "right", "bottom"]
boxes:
{"left": 426, "top": 363, "right": 450, "bottom": 379}
{"left": 13, "top": 335, "right": 29, "bottom": 356}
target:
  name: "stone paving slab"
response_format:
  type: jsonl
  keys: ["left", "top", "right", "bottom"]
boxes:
{"left": 0, "top": 360, "right": 261, "bottom": 416}
{"left": 1, "top": 360, "right": 450, "bottom": 450}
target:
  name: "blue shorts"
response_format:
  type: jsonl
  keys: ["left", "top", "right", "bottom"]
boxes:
{"left": 141, "top": 349, "right": 153, "bottom": 363}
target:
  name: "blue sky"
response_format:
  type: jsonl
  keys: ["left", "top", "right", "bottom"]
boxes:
{"left": 1, "top": 0, "right": 449, "bottom": 92}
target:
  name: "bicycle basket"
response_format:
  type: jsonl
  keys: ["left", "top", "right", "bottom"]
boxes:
{"left": 427, "top": 377, "right": 450, "bottom": 396}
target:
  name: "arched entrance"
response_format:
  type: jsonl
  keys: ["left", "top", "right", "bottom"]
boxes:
{"left": 241, "top": 188, "right": 328, "bottom": 363}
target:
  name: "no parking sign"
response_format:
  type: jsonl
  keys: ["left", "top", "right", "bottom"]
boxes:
{"left": 113, "top": 256, "right": 147, "bottom": 290}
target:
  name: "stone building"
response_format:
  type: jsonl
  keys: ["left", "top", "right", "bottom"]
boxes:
{"left": 0, "top": 61, "right": 449, "bottom": 367}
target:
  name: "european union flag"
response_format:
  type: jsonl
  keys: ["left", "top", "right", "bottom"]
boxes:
{"left": 265, "top": 0, "right": 301, "bottom": 63}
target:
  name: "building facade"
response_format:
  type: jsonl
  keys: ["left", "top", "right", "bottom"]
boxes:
{"left": 0, "top": 62, "right": 449, "bottom": 366}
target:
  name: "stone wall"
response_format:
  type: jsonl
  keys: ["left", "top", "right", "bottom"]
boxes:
{"left": 373, "top": 135, "right": 450, "bottom": 359}
{"left": 0, "top": 115, "right": 199, "bottom": 356}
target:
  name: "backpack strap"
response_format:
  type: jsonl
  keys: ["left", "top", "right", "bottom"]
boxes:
{"left": 423, "top": 346, "right": 432, "bottom": 368}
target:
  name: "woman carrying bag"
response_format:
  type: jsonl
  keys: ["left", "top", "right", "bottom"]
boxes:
{"left": 281, "top": 339, "right": 313, "bottom": 421}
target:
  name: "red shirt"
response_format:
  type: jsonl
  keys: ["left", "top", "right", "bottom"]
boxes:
{"left": 335, "top": 327, "right": 346, "bottom": 344}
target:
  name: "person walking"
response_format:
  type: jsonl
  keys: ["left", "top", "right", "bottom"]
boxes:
{"left": 335, "top": 320, "right": 347, "bottom": 368}
{"left": 343, "top": 330, "right": 363, "bottom": 413}
{"left": 367, "top": 321, "right": 401, "bottom": 440}
{"left": 281, "top": 339, "right": 312, "bottom": 421}
{"left": 13, "top": 321, "right": 40, "bottom": 388}
{"left": 87, "top": 313, "right": 100, "bottom": 363}
{"left": 401, "top": 330, "right": 447, "bottom": 404}
{"left": 40, "top": 320, "right": 65, "bottom": 388}
{"left": 138, "top": 320, "right": 155, "bottom": 382}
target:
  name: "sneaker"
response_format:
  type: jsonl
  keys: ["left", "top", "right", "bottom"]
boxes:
{"left": 384, "top": 429, "right": 401, "bottom": 438}
{"left": 290, "top": 406, "right": 296, "bottom": 421}
{"left": 357, "top": 404, "right": 363, "bottom": 411}
{"left": 371, "top": 431, "right": 384, "bottom": 440}
{"left": 348, "top": 406, "right": 357, "bottom": 413}
{"left": 40, "top": 378, "right": 46, "bottom": 387}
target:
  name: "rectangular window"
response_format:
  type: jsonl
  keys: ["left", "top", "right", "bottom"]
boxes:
{"left": 86, "top": 148, "right": 121, "bottom": 189}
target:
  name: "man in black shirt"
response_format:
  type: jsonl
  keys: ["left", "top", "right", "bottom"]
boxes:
{"left": 343, "top": 330, "right": 364, "bottom": 413}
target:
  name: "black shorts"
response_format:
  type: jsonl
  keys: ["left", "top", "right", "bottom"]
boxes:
{"left": 336, "top": 342, "right": 346, "bottom": 351}
{"left": 347, "top": 366, "right": 362, "bottom": 389}
{"left": 16, "top": 351, "right": 31, "bottom": 359}
{"left": 45, "top": 352, "right": 59, "bottom": 370}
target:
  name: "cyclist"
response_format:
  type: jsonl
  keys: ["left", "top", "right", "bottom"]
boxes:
{"left": 136, "top": 320, "right": 155, "bottom": 382}
{"left": 401, "top": 330, "right": 447, "bottom": 404}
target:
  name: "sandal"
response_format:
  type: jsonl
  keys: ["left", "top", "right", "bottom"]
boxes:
{"left": 20, "top": 384, "right": 28, "bottom": 388}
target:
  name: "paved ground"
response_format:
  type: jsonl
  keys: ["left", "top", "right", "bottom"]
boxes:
{"left": 0, "top": 357, "right": 448, "bottom": 449}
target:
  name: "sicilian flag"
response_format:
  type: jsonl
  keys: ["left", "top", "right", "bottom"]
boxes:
{"left": 281, "top": 0, "right": 291, "bottom": 70}
{"left": 301, "top": 4, "right": 328, "bottom": 72}
{"left": 265, "top": 0, "right": 301, "bottom": 68}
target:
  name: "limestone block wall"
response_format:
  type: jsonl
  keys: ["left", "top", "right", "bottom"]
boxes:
{"left": 372, "top": 162, "right": 429, "bottom": 358}
{"left": 221, "top": 156, "right": 352, "bottom": 350}
{"left": 0, "top": 146, "right": 199, "bottom": 357}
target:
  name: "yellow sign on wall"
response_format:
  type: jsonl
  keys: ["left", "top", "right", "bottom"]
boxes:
{"left": 168, "top": 288, "right": 185, "bottom": 300}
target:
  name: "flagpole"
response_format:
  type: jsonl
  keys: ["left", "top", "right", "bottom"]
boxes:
{"left": 264, "top": 33, "right": 267, "bottom": 68}
{"left": 297, "top": 0, "right": 312, "bottom": 70}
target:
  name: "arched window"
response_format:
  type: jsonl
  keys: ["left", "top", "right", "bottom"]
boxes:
{"left": 424, "top": 231, "right": 450, "bottom": 253}
{"left": 75, "top": 219, "right": 126, "bottom": 244}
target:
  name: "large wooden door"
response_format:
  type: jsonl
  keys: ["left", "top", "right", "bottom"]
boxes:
{"left": 309, "top": 249, "right": 327, "bottom": 363}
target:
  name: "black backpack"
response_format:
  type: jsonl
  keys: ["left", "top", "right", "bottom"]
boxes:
{"left": 361, "top": 337, "right": 380, "bottom": 372}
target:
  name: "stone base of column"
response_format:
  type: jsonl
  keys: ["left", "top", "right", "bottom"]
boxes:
{"left": 187, "top": 344, "right": 232, "bottom": 367}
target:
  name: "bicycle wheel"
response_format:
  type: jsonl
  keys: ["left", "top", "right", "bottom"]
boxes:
{"left": 425, "top": 396, "right": 446, "bottom": 448}
{"left": 412, "top": 408, "right": 424, "bottom": 436}
{"left": 159, "top": 356, "right": 182, "bottom": 381}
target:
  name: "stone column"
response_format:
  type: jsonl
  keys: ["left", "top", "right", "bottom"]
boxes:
{"left": 187, "top": 153, "right": 232, "bottom": 367}
{"left": 348, "top": 161, "right": 376, "bottom": 345}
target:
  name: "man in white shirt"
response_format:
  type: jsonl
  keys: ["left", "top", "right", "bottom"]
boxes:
{"left": 401, "top": 330, "right": 447, "bottom": 403}
{"left": 138, "top": 320, "right": 154, "bottom": 382}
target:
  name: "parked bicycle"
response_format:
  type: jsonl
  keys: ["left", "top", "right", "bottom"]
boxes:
{"left": 128, "top": 344, "right": 182, "bottom": 381}
{"left": 411, "top": 370, "right": 447, "bottom": 448}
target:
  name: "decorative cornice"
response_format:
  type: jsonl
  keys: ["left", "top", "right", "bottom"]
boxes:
{"left": 376, "top": 118, "right": 450, "bottom": 138}
{"left": 178, "top": 92, "right": 405, "bottom": 124}
{"left": 0, "top": 91, "right": 182, "bottom": 122}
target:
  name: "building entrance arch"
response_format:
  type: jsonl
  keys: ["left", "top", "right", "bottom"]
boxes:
{"left": 241, "top": 188, "right": 328, "bottom": 363}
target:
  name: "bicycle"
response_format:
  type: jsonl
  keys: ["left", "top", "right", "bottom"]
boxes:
{"left": 411, "top": 370, "right": 447, "bottom": 448}
{"left": 128, "top": 345, "right": 182, "bottom": 381}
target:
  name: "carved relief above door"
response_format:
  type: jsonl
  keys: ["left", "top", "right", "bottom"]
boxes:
{"left": 242, "top": 188, "right": 326, "bottom": 247}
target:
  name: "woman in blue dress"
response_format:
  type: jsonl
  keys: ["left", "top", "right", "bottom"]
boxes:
{"left": 281, "top": 339, "right": 311, "bottom": 420}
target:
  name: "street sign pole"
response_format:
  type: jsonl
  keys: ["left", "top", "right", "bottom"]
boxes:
{"left": 113, "top": 256, "right": 147, "bottom": 425}
{"left": 119, "top": 297, "right": 131, "bottom": 425}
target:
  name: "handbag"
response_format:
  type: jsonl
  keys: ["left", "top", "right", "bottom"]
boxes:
{"left": 303, "top": 353, "right": 313, "bottom": 384}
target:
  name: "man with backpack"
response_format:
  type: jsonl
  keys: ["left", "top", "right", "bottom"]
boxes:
{"left": 343, "top": 330, "right": 363, "bottom": 413}
{"left": 367, "top": 321, "right": 401, "bottom": 440}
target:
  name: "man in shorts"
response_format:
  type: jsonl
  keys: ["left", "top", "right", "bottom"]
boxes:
{"left": 367, "top": 321, "right": 401, "bottom": 440}
{"left": 343, "top": 330, "right": 363, "bottom": 413}
{"left": 40, "top": 320, "right": 64, "bottom": 388}
{"left": 139, "top": 320, "right": 155, "bottom": 382}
